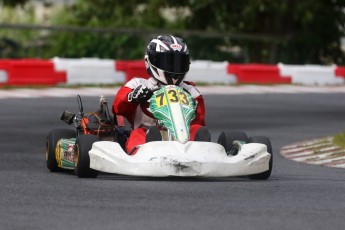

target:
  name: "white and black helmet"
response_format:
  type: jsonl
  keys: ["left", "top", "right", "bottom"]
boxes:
{"left": 145, "top": 35, "right": 190, "bottom": 85}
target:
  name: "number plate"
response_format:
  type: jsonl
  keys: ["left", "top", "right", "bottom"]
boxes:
{"left": 149, "top": 85, "right": 196, "bottom": 143}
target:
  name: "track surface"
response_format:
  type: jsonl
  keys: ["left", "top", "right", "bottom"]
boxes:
{"left": 1, "top": 93, "right": 345, "bottom": 230}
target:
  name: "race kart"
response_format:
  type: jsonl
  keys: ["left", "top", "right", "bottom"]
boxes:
{"left": 46, "top": 85, "right": 272, "bottom": 179}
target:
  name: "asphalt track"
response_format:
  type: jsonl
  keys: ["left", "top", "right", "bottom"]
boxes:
{"left": 1, "top": 93, "right": 345, "bottom": 230}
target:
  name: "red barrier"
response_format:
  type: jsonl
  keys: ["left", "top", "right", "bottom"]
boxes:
{"left": 335, "top": 66, "right": 345, "bottom": 78}
{"left": 115, "top": 60, "right": 141, "bottom": 71}
{"left": 228, "top": 64, "right": 291, "bottom": 84}
{"left": 0, "top": 59, "right": 66, "bottom": 86}
{"left": 115, "top": 60, "right": 150, "bottom": 82}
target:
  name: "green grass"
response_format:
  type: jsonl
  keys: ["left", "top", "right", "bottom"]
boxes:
{"left": 333, "top": 133, "right": 345, "bottom": 149}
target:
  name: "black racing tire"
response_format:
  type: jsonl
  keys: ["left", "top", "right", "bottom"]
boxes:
{"left": 46, "top": 129, "right": 75, "bottom": 172}
{"left": 74, "top": 134, "right": 99, "bottom": 178}
{"left": 247, "top": 136, "right": 273, "bottom": 180}
{"left": 217, "top": 131, "right": 249, "bottom": 155}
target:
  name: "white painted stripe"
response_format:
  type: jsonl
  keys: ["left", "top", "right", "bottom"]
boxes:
{"left": 285, "top": 148, "right": 339, "bottom": 160}
{"left": 281, "top": 142, "right": 333, "bottom": 155}
{"left": 333, "top": 163, "right": 345, "bottom": 168}
{"left": 280, "top": 137, "right": 333, "bottom": 150}
{"left": 309, "top": 150, "right": 345, "bottom": 160}
{"left": 280, "top": 136, "right": 345, "bottom": 169}
{"left": 308, "top": 153, "right": 345, "bottom": 165}
{"left": 288, "top": 147, "right": 341, "bottom": 161}
{"left": 310, "top": 153, "right": 345, "bottom": 164}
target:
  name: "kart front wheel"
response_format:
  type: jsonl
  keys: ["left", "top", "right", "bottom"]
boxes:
{"left": 247, "top": 136, "right": 273, "bottom": 180}
{"left": 217, "top": 131, "right": 249, "bottom": 156}
{"left": 46, "top": 129, "right": 75, "bottom": 172}
{"left": 74, "top": 134, "right": 99, "bottom": 178}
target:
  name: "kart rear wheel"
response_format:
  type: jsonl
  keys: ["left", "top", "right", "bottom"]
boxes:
{"left": 247, "top": 136, "right": 273, "bottom": 180}
{"left": 74, "top": 134, "right": 99, "bottom": 178}
{"left": 46, "top": 129, "right": 75, "bottom": 172}
{"left": 217, "top": 131, "right": 248, "bottom": 156}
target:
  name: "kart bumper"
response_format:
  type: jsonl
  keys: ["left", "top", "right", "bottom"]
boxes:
{"left": 89, "top": 141, "right": 271, "bottom": 177}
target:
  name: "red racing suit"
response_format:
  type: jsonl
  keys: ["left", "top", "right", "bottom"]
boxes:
{"left": 112, "top": 77, "right": 206, "bottom": 153}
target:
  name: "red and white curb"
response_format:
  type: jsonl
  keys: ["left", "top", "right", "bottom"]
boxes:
{"left": 1, "top": 85, "right": 345, "bottom": 99}
{"left": 280, "top": 137, "right": 345, "bottom": 168}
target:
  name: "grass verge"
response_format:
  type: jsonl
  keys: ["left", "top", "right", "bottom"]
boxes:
{"left": 333, "top": 133, "right": 345, "bottom": 149}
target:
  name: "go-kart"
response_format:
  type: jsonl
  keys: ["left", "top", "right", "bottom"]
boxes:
{"left": 88, "top": 85, "right": 273, "bottom": 179}
{"left": 46, "top": 85, "right": 272, "bottom": 179}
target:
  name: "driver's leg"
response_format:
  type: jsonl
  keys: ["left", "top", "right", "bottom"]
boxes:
{"left": 126, "top": 127, "right": 146, "bottom": 154}
{"left": 190, "top": 125, "right": 211, "bottom": 142}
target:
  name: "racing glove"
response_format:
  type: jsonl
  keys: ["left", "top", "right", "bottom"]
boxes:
{"left": 127, "top": 85, "right": 153, "bottom": 103}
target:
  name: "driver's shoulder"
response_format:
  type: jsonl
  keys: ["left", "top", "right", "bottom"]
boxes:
{"left": 125, "top": 77, "right": 156, "bottom": 89}
{"left": 180, "top": 81, "right": 201, "bottom": 98}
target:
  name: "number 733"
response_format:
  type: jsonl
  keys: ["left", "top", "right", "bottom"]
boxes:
{"left": 155, "top": 89, "right": 190, "bottom": 107}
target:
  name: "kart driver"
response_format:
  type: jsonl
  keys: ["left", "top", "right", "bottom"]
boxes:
{"left": 112, "top": 35, "right": 210, "bottom": 154}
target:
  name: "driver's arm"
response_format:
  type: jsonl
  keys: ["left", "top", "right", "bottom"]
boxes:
{"left": 192, "top": 95, "right": 206, "bottom": 126}
{"left": 112, "top": 85, "right": 138, "bottom": 119}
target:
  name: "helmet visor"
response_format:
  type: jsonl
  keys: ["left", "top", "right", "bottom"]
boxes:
{"left": 150, "top": 52, "right": 190, "bottom": 74}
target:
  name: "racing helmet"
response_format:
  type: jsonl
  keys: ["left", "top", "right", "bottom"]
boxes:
{"left": 145, "top": 35, "right": 190, "bottom": 85}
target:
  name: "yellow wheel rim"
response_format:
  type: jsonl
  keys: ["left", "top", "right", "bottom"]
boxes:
{"left": 74, "top": 144, "right": 79, "bottom": 168}
{"left": 45, "top": 141, "right": 49, "bottom": 161}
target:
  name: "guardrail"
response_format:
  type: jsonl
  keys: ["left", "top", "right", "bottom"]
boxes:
{"left": 0, "top": 59, "right": 65, "bottom": 86}
{"left": 278, "top": 64, "right": 344, "bottom": 85}
{"left": 0, "top": 58, "right": 344, "bottom": 86}
{"left": 52, "top": 58, "right": 125, "bottom": 85}
{"left": 228, "top": 64, "right": 291, "bottom": 84}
